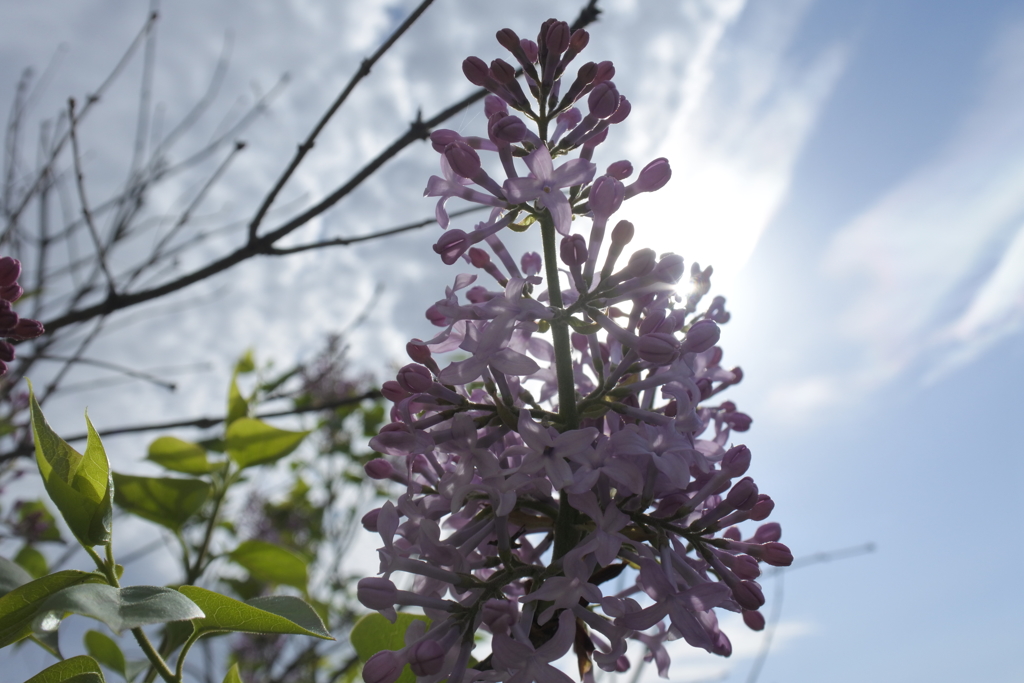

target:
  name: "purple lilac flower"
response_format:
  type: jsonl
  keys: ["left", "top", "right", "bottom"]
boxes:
{"left": 0, "top": 256, "right": 44, "bottom": 376}
{"left": 359, "top": 21, "right": 791, "bottom": 683}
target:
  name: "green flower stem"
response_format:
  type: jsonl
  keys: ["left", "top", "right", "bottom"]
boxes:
{"left": 540, "top": 213, "right": 582, "bottom": 560}
{"left": 185, "top": 466, "right": 232, "bottom": 585}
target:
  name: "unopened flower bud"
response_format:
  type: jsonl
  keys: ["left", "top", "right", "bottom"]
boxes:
{"left": 0, "top": 341, "right": 13, "bottom": 363}
{"left": 381, "top": 381, "right": 409, "bottom": 403}
{"left": 606, "top": 160, "right": 632, "bottom": 180}
{"left": 618, "top": 248, "right": 657, "bottom": 279}
{"left": 429, "top": 129, "right": 462, "bottom": 153}
{"left": 721, "top": 445, "right": 751, "bottom": 477}
{"left": 546, "top": 21, "right": 571, "bottom": 55}
{"left": 724, "top": 411, "right": 752, "bottom": 432}
{"left": 0, "top": 258, "right": 21, "bottom": 288}
{"left": 732, "top": 580, "right": 765, "bottom": 610}
{"left": 496, "top": 28, "right": 521, "bottom": 54}
{"left": 638, "top": 310, "right": 667, "bottom": 336}
{"left": 749, "top": 494, "right": 775, "bottom": 521}
{"left": 364, "top": 459, "right": 394, "bottom": 480}
{"left": 490, "top": 114, "right": 528, "bottom": 143}
{"left": 680, "top": 319, "right": 720, "bottom": 353}
{"left": 636, "top": 333, "right": 679, "bottom": 364}
{"left": 409, "top": 640, "right": 446, "bottom": 677}
{"left": 594, "top": 60, "right": 615, "bottom": 82}
{"left": 397, "top": 364, "right": 433, "bottom": 393}
{"left": 560, "top": 234, "right": 587, "bottom": 267}
{"left": 484, "top": 95, "right": 508, "bottom": 118}
{"left": 608, "top": 96, "right": 631, "bottom": 124}
{"left": 759, "top": 542, "right": 793, "bottom": 567}
{"left": 743, "top": 609, "right": 766, "bottom": 631}
{"left": 407, "top": 341, "right": 432, "bottom": 364}
{"left": 489, "top": 59, "right": 516, "bottom": 84}
{"left": 363, "top": 651, "right": 403, "bottom": 683}
{"left": 726, "top": 477, "right": 759, "bottom": 510}
{"left": 357, "top": 577, "right": 398, "bottom": 611}
{"left": 589, "top": 175, "right": 624, "bottom": 218}
{"left": 361, "top": 508, "right": 380, "bottom": 532}
{"left": 462, "top": 56, "right": 491, "bottom": 86}
{"left": 444, "top": 141, "right": 481, "bottom": 178}
{"left": 569, "top": 29, "right": 589, "bottom": 54}
{"left": 588, "top": 82, "right": 620, "bottom": 118}
{"left": 433, "top": 229, "right": 470, "bottom": 265}
{"left": 521, "top": 39, "right": 539, "bottom": 64}
{"left": 653, "top": 254, "right": 685, "bottom": 283}
{"left": 0, "top": 283, "right": 23, "bottom": 302}
{"left": 626, "top": 157, "right": 671, "bottom": 197}
{"left": 752, "top": 522, "right": 781, "bottom": 544}
{"left": 610, "top": 219, "right": 634, "bottom": 245}
{"left": 0, "top": 302, "right": 19, "bottom": 332}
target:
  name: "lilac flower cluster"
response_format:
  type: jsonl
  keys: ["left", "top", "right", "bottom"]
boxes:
{"left": 0, "top": 256, "right": 44, "bottom": 376}
{"left": 358, "top": 20, "right": 791, "bottom": 683}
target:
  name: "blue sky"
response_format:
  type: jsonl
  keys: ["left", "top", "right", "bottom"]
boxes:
{"left": 1, "top": 0, "right": 1022, "bottom": 681}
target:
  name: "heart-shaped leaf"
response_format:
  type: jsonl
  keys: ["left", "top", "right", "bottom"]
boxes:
{"left": 225, "top": 419, "right": 309, "bottom": 470}
{"left": 35, "top": 584, "right": 204, "bottom": 634}
{"left": 146, "top": 437, "right": 213, "bottom": 475}
{"left": 111, "top": 473, "right": 210, "bottom": 531}
{"left": 23, "top": 655, "right": 105, "bottom": 683}
{"left": 29, "top": 386, "right": 113, "bottom": 547}
{"left": 0, "top": 570, "right": 102, "bottom": 648}
{"left": 178, "top": 586, "right": 332, "bottom": 640}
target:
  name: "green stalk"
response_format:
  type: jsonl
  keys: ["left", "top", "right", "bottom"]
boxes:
{"left": 539, "top": 213, "right": 581, "bottom": 560}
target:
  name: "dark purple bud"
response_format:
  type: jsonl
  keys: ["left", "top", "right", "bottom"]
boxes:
{"left": 557, "top": 107, "right": 582, "bottom": 131}
{"left": 753, "top": 522, "right": 781, "bottom": 544}
{"left": 496, "top": 28, "right": 521, "bottom": 53}
{"left": 730, "top": 553, "right": 761, "bottom": 580}
{"left": 433, "top": 229, "right": 471, "bottom": 265}
{"left": 357, "top": 577, "right": 398, "bottom": 611}
{"left": 749, "top": 494, "right": 775, "bottom": 521}
{"left": 490, "top": 114, "right": 528, "bottom": 143}
{"left": 409, "top": 640, "right": 446, "bottom": 677}
{"left": 0, "top": 341, "right": 13, "bottom": 362}
{"left": 636, "top": 333, "right": 679, "bottom": 365}
{"left": 726, "top": 477, "right": 759, "bottom": 510}
{"left": 743, "top": 609, "right": 766, "bottom": 631}
{"left": 606, "top": 160, "right": 633, "bottom": 180}
{"left": 730, "top": 366, "right": 744, "bottom": 384}
{"left": 560, "top": 234, "right": 587, "bottom": 267}
{"left": 724, "top": 411, "right": 753, "bottom": 432}
{"left": 569, "top": 29, "right": 589, "bottom": 54}
{"left": 0, "top": 301, "right": 19, "bottom": 332}
{"left": 429, "top": 129, "right": 461, "bottom": 153}
{"left": 638, "top": 310, "right": 667, "bottom": 336}
{"left": 425, "top": 305, "right": 447, "bottom": 327}
{"left": 653, "top": 254, "right": 685, "bottom": 284}
{"left": 680, "top": 320, "right": 720, "bottom": 353}
{"left": 635, "top": 157, "right": 672, "bottom": 192}
{"left": 484, "top": 95, "right": 508, "bottom": 118}
{"left": 521, "top": 39, "right": 539, "bottom": 63}
{"left": 696, "top": 378, "right": 713, "bottom": 400}
{"left": 607, "top": 98, "right": 630, "bottom": 126}
{"left": 589, "top": 175, "right": 624, "bottom": 218}
{"left": 546, "top": 21, "right": 571, "bottom": 55}
{"left": 363, "top": 651, "right": 403, "bottom": 683}
{"left": 364, "top": 459, "right": 394, "bottom": 480}
{"left": 588, "top": 82, "right": 620, "bottom": 119}
{"left": 397, "top": 364, "right": 433, "bottom": 393}
{"left": 610, "top": 219, "right": 634, "bottom": 245}
{"left": 760, "top": 542, "right": 794, "bottom": 567}
{"left": 462, "top": 56, "right": 490, "bottom": 86}
{"left": 722, "top": 445, "right": 752, "bottom": 477}
{"left": 0, "top": 283, "right": 23, "bottom": 303}
{"left": 619, "top": 248, "right": 657, "bottom": 279}
{"left": 407, "top": 341, "right": 432, "bottom": 364}
{"left": 594, "top": 61, "right": 615, "bottom": 83}
{"left": 444, "top": 141, "right": 481, "bottom": 178}
{"left": 381, "top": 380, "right": 409, "bottom": 403}
{"left": 361, "top": 507, "right": 380, "bottom": 532}
{"left": 490, "top": 58, "right": 517, "bottom": 84}
{"left": 732, "top": 580, "right": 765, "bottom": 610}
{"left": 0, "top": 258, "right": 21, "bottom": 288}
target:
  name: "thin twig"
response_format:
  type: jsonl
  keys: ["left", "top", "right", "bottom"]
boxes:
{"left": 33, "top": 352, "right": 179, "bottom": 391}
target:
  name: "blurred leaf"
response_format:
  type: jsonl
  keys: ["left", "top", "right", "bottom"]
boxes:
{"left": 227, "top": 540, "right": 308, "bottom": 590}
{"left": 227, "top": 370, "right": 250, "bottom": 426}
{"left": 84, "top": 630, "right": 126, "bottom": 679}
{"left": 235, "top": 350, "right": 256, "bottom": 375}
{"left": 146, "top": 437, "right": 213, "bottom": 475}
{"left": 28, "top": 385, "right": 112, "bottom": 547}
{"left": 0, "top": 570, "right": 102, "bottom": 648}
{"left": 34, "top": 585, "right": 204, "bottom": 635}
{"left": 179, "top": 586, "right": 332, "bottom": 639}
{"left": 14, "top": 500, "right": 62, "bottom": 542}
{"left": 350, "top": 612, "right": 429, "bottom": 683}
{"left": 221, "top": 663, "right": 243, "bottom": 683}
{"left": 14, "top": 546, "right": 48, "bottom": 579}
{"left": 23, "top": 655, "right": 105, "bottom": 683}
{"left": 225, "top": 419, "right": 309, "bottom": 470}
{"left": 111, "top": 473, "right": 210, "bottom": 531}
{"left": 361, "top": 404, "right": 385, "bottom": 438}
{"left": 0, "top": 556, "right": 33, "bottom": 596}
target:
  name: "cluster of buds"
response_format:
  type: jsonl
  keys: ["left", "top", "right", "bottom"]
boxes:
{"left": 358, "top": 19, "right": 791, "bottom": 683}
{"left": 0, "top": 257, "right": 44, "bottom": 376}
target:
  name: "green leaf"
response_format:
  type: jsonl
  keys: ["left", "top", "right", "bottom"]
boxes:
{"left": 111, "top": 473, "right": 210, "bottom": 531}
{"left": 34, "top": 584, "right": 204, "bottom": 635}
{"left": 84, "top": 630, "right": 126, "bottom": 679}
{"left": 0, "top": 556, "right": 33, "bottom": 596}
{"left": 0, "top": 570, "right": 103, "bottom": 648}
{"left": 221, "top": 663, "right": 243, "bottom": 683}
{"left": 227, "top": 540, "right": 308, "bottom": 590}
{"left": 225, "top": 419, "right": 309, "bottom": 470}
{"left": 15, "top": 546, "right": 49, "bottom": 579}
{"left": 178, "top": 586, "right": 332, "bottom": 640}
{"left": 226, "top": 371, "right": 250, "bottom": 426}
{"left": 29, "top": 628, "right": 63, "bottom": 659}
{"left": 28, "top": 386, "right": 113, "bottom": 547}
{"left": 235, "top": 350, "right": 256, "bottom": 375}
{"left": 23, "top": 655, "right": 105, "bottom": 683}
{"left": 350, "top": 612, "right": 429, "bottom": 683}
{"left": 146, "top": 437, "right": 213, "bottom": 475}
